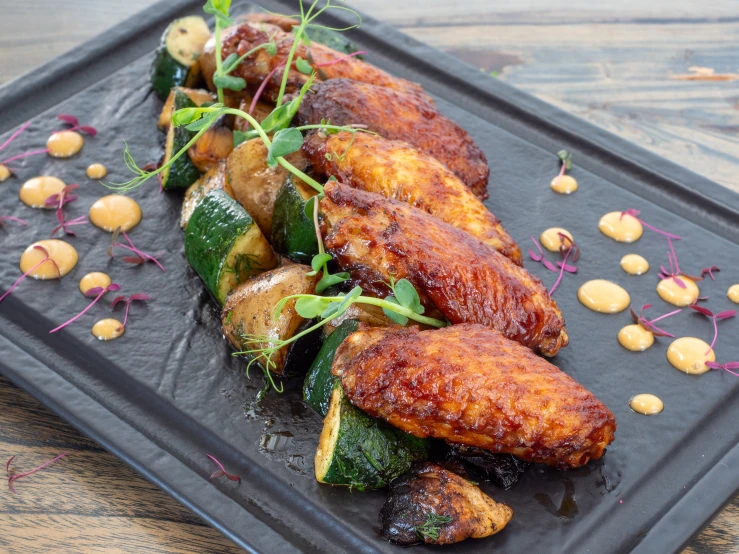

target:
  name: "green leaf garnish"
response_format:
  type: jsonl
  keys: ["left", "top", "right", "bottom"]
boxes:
{"left": 213, "top": 74, "right": 247, "bottom": 91}
{"left": 557, "top": 149, "right": 572, "bottom": 170}
{"left": 233, "top": 129, "right": 250, "bottom": 148}
{"left": 392, "top": 278, "right": 424, "bottom": 315}
{"left": 267, "top": 127, "right": 304, "bottom": 167}
{"left": 295, "top": 57, "right": 313, "bottom": 74}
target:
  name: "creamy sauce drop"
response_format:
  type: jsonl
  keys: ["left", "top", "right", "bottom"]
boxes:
{"left": 0, "top": 164, "right": 11, "bottom": 182}
{"left": 629, "top": 394, "right": 664, "bottom": 416}
{"left": 728, "top": 284, "right": 739, "bottom": 304}
{"left": 667, "top": 337, "right": 716, "bottom": 374}
{"left": 47, "top": 130, "right": 84, "bottom": 158}
{"left": 550, "top": 175, "right": 578, "bottom": 194}
{"left": 578, "top": 279, "right": 630, "bottom": 313}
{"left": 598, "top": 211, "right": 643, "bottom": 243}
{"left": 656, "top": 276, "right": 699, "bottom": 307}
{"left": 89, "top": 195, "right": 142, "bottom": 232}
{"left": 618, "top": 324, "right": 654, "bottom": 351}
{"left": 19, "top": 239, "right": 78, "bottom": 279}
{"left": 92, "top": 319, "right": 125, "bottom": 341}
{"left": 620, "top": 254, "right": 649, "bottom": 275}
{"left": 19, "top": 176, "right": 65, "bottom": 208}
{"left": 79, "top": 272, "right": 111, "bottom": 294}
{"left": 540, "top": 227, "right": 573, "bottom": 252}
{"left": 86, "top": 163, "right": 107, "bottom": 179}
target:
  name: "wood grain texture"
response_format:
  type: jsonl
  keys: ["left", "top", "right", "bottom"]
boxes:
{"left": 1, "top": 1, "right": 738, "bottom": 553}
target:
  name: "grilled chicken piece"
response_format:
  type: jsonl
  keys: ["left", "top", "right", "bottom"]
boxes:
{"left": 333, "top": 324, "right": 616, "bottom": 469}
{"left": 378, "top": 462, "right": 513, "bottom": 546}
{"left": 298, "top": 79, "right": 490, "bottom": 199}
{"left": 320, "top": 182, "right": 566, "bottom": 356}
{"left": 305, "top": 132, "right": 518, "bottom": 262}
{"left": 200, "top": 23, "right": 429, "bottom": 103}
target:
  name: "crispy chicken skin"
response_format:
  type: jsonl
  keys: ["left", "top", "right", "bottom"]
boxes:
{"left": 201, "top": 23, "right": 428, "bottom": 103}
{"left": 298, "top": 79, "right": 490, "bottom": 199}
{"left": 333, "top": 325, "right": 616, "bottom": 469}
{"left": 320, "top": 182, "right": 566, "bottom": 356}
{"left": 304, "top": 132, "right": 519, "bottom": 262}
{"left": 378, "top": 462, "right": 513, "bottom": 546}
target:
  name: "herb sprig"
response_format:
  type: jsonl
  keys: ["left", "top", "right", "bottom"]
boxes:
{"left": 688, "top": 304, "right": 736, "bottom": 354}
{"left": 415, "top": 512, "right": 454, "bottom": 542}
{"left": 629, "top": 304, "right": 682, "bottom": 337}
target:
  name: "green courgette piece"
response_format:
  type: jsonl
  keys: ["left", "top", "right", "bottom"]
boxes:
{"left": 185, "top": 189, "right": 276, "bottom": 305}
{"left": 271, "top": 176, "right": 318, "bottom": 264}
{"left": 161, "top": 90, "right": 202, "bottom": 190}
{"left": 303, "top": 319, "right": 360, "bottom": 417}
{"left": 306, "top": 27, "right": 363, "bottom": 58}
{"left": 151, "top": 16, "right": 211, "bottom": 99}
{"left": 315, "top": 384, "right": 428, "bottom": 490}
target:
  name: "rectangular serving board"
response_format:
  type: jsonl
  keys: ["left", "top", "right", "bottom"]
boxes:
{"left": 1, "top": 1, "right": 739, "bottom": 553}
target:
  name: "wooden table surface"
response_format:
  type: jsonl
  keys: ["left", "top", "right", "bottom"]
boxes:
{"left": 2, "top": 1, "right": 739, "bottom": 553}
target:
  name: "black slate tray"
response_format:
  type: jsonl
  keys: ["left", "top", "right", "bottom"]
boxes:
{"left": 1, "top": 1, "right": 739, "bottom": 553}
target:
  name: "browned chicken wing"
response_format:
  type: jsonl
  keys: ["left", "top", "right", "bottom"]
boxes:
{"left": 200, "top": 23, "right": 429, "bottom": 103}
{"left": 298, "top": 79, "right": 490, "bottom": 199}
{"left": 320, "top": 181, "right": 566, "bottom": 356}
{"left": 304, "top": 132, "right": 519, "bottom": 262}
{"left": 378, "top": 462, "right": 513, "bottom": 546}
{"left": 333, "top": 324, "right": 616, "bottom": 469}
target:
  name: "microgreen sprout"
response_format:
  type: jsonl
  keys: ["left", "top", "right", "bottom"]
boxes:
{"left": 528, "top": 237, "right": 558, "bottom": 272}
{"left": 305, "top": 194, "right": 349, "bottom": 293}
{"left": 107, "top": 228, "right": 165, "bottom": 271}
{"left": 701, "top": 266, "right": 720, "bottom": 281}
{"left": 0, "top": 121, "right": 47, "bottom": 171}
{"left": 0, "top": 215, "right": 27, "bottom": 228}
{"left": 415, "top": 512, "right": 454, "bottom": 542}
{"left": 49, "top": 283, "right": 121, "bottom": 333}
{"left": 0, "top": 245, "right": 59, "bottom": 303}
{"left": 528, "top": 235, "right": 579, "bottom": 296}
{"left": 47, "top": 184, "right": 88, "bottom": 237}
{"left": 206, "top": 454, "right": 241, "bottom": 482}
{"left": 110, "top": 293, "right": 151, "bottom": 331}
{"left": 552, "top": 149, "right": 572, "bottom": 187}
{"left": 0, "top": 121, "right": 31, "bottom": 153}
{"left": 233, "top": 282, "right": 447, "bottom": 389}
{"left": 620, "top": 209, "right": 681, "bottom": 240}
{"left": 55, "top": 114, "right": 97, "bottom": 136}
{"left": 705, "top": 361, "right": 739, "bottom": 377}
{"left": 629, "top": 303, "right": 682, "bottom": 338}
{"left": 688, "top": 304, "right": 736, "bottom": 354}
{"left": 656, "top": 237, "right": 702, "bottom": 289}
{"left": 6, "top": 452, "right": 68, "bottom": 494}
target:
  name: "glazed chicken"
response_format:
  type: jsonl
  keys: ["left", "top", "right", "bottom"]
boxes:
{"left": 200, "top": 22, "right": 429, "bottom": 104}
{"left": 320, "top": 181, "right": 566, "bottom": 356}
{"left": 333, "top": 324, "right": 616, "bottom": 469}
{"left": 298, "top": 79, "right": 490, "bottom": 199}
{"left": 378, "top": 462, "right": 513, "bottom": 546}
{"left": 304, "top": 132, "right": 519, "bottom": 262}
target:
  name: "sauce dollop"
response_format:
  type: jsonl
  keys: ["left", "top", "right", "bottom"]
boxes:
{"left": 630, "top": 394, "right": 664, "bottom": 415}
{"left": 92, "top": 319, "right": 124, "bottom": 341}
{"left": 620, "top": 254, "right": 649, "bottom": 275}
{"left": 0, "top": 164, "right": 10, "bottom": 182}
{"left": 577, "top": 279, "right": 630, "bottom": 313}
{"left": 656, "top": 276, "right": 699, "bottom": 307}
{"left": 550, "top": 175, "right": 578, "bottom": 194}
{"left": 540, "top": 227, "right": 573, "bottom": 252}
{"left": 89, "top": 195, "right": 142, "bottom": 232}
{"left": 667, "top": 337, "right": 715, "bottom": 374}
{"left": 19, "top": 239, "right": 78, "bottom": 279}
{"left": 86, "top": 163, "right": 107, "bottom": 179}
{"left": 618, "top": 324, "right": 654, "bottom": 351}
{"left": 728, "top": 284, "right": 739, "bottom": 304}
{"left": 19, "top": 176, "right": 65, "bottom": 208}
{"left": 47, "top": 130, "right": 84, "bottom": 158}
{"left": 79, "top": 272, "right": 111, "bottom": 294}
{"left": 598, "top": 211, "right": 643, "bottom": 243}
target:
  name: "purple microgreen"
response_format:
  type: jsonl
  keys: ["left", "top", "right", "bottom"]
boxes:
{"left": 541, "top": 258, "right": 558, "bottom": 272}
{"left": 0, "top": 121, "right": 31, "bottom": 153}
{"left": 55, "top": 114, "right": 97, "bottom": 136}
{"left": 620, "top": 209, "right": 681, "bottom": 240}
{"left": 110, "top": 293, "right": 150, "bottom": 329}
{"left": 0, "top": 148, "right": 49, "bottom": 167}
{"left": 45, "top": 184, "right": 79, "bottom": 208}
{"left": 49, "top": 283, "right": 121, "bottom": 333}
{"left": 206, "top": 454, "right": 241, "bottom": 482}
{"left": 701, "top": 266, "right": 720, "bottom": 280}
{"left": 631, "top": 304, "right": 682, "bottom": 338}
{"left": 51, "top": 214, "right": 88, "bottom": 237}
{"left": 0, "top": 245, "right": 59, "bottom": 303}
{"left": 689, "top": 305, "right": 736, "bottom": 354}
{"left": 528, "top": 237, "right": 557, "bottom": 271}
{"left": 549, "top": 241, "right": 578, "bottom": 296}
{"left": 706, "top": 361, "right": 739, "bottom": 377}
{"left": 249, "top": 65, "right": 281, "bottom": 117}
{"left": 556, "top": 261, "right": 578, "bottom": 273}
{"left": 0, "top": 215, "right": 28, "bottom": 228}
{"left": 7, "top": 452, "right": 68, "bottom": 493}
{"left": 107, "top": 229, "right": 165, "bottom": 272}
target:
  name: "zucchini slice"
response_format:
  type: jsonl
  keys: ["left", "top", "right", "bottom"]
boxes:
{"left": 315, "top": 385, "right": 428, "bottom": 490}
{"left": 151, "top": 16, "right": 211, "bottom": 99}
{"left": 161, "top": 90, "right": 202, "bottom": 190}
{"left": 303, "top": 319, "right": 360, "bottom": 417}
{"left": 222, "top": 264, "right": 319, "bottom": 375}
{"left": 185, "top": 189, "right": 276, "bottom": 304}
{"left": 158, "top": 87, "right": 215, "bottom": 131}
{"left": 180, "top": 161, "right": 232, "bottom": 229}
{"left": 271, "top": 176, "right": 319, "bottom": 264}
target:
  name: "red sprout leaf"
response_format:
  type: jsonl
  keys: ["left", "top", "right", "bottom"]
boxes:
{"left": 206, "top": 454, "right": 241, "bottom": 482}
{"left": 315, "top": 50, "right": 367, "bottom": 67}
{"left": 49, "top": 283, "right": 121, "bottom": 333}
{"left": 55, "top": 114, "right": 97, "bottom": 136}
{"left": 621, "top": 209, "right": 681, "bottom": 240}
{"left": 701, "top": 266, "right": 720, "bottom": 280}
{"left": 108, "top": 230, "right": 165, "bottom": 272}
{"left": 689, "top": 305, "right": 735, "bottom": 354}
{"left": 57, "top": 114, "right": 79, "bottom": 126}
{"left": 528, "top": 249, "right": 543, "bottom": 262}
{"left": 0, "top": 245, "right": 59, "bottom": 303}
{"left": 706, "top": 361, "right": 739, "bottom": 378}
{"left": 7, "top": 452, "right": 68, "bottom": 493}
{"left": 688, "top": 304, "right": 714, "bottom": 317}
{"left": 110, "top": 293, "right": 150, "bottom": 329}
{"left": 528, "top": 237, "right": 557, "bottom": 272}
{"left": 716, "top": 310, "right": 737, "bottom": 320}
{"left": 541, "top": 258, "right": 558, "bottom": 272}
{"left": 556, "top": 261, "right": 578, "bottom": 273}
{"left": 6, "top": 455, "right": 16, "bottom": 474}
{"left": 78, "top": 126, "right": 98, "bottom": 137}
{"left": 0, "top": 215, "right": 28, "bottom": 228}
{"left": 632, "top": 304, "right": 682, "bottom": 338}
